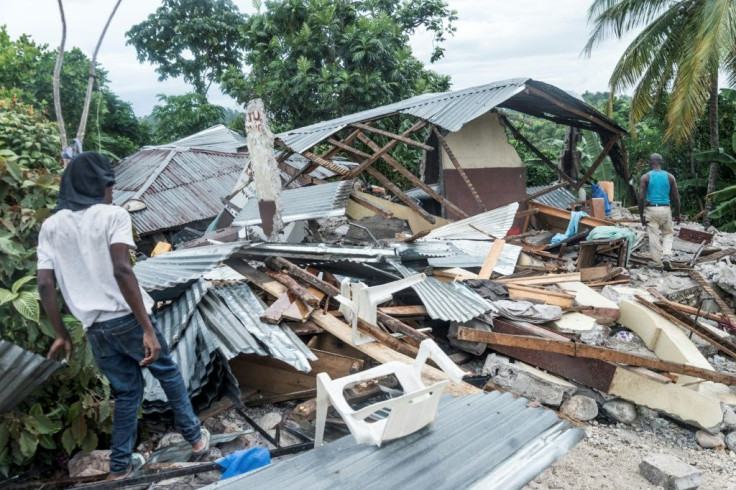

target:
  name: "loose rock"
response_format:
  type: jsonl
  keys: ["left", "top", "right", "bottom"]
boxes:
{"left": 68, "top": 450, "right": 110, "bottom": 477}
{"left": 722, "top": 407, "right": 736, "bottom": 431}
{"left": 560, "top": 395, "right": 599, "bottom": 421}
{"left": 603, "top": 400, "right": 637, "bottom": 424}
{"left": 725, "top": 431, "right": 736, "bottom": 451}
{"left": 695, "top": 430, "right": 724, "bottom": 449}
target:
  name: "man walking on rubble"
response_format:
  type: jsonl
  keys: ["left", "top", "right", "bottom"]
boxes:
{"left": 37, "top": 152, "right": 210, "bottom": 481}
{"left": 638, "top": 153, "right": 680, "bottom": 267}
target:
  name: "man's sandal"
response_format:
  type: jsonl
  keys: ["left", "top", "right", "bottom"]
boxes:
{"left": 106, "top": 452, "right": 146, "bottom": 481}
{"left": 190, "top": 428, "right": 211, "bottom": 461}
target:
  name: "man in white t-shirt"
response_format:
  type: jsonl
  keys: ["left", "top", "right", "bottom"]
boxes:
{"left": 37, "top": 152, "right": 209, "bottom": 480}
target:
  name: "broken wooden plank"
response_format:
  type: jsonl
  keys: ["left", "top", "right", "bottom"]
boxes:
{"left": 346, "top": 120, "right": 427, "bottom": 179}
{"left": 478, "top": 239, "right": 506, "bottom": 280}
{"left": 497, "top": 272, "right": 581, "bottom": 285}
{"left": 456, "top": 328, "right": 736, "bottom": 386}
{"left": 647, "top": 288, "right": 726, "bottom": 324}
{"left": 696, "top": 248, "right": 736, "bottom": 264}
{"left": 580, "top": 264, "right": 614, "bottom": 283}
{"left": 688, "top": 270, "right": 736, "bottom": 326}
{"left": 357, "top": 132, "right": 469, "bottom": 219}
{"left": 432, "top": 125, "right": 486, "bottom": 212}
{"left": 261, "top": 293, "right": 292, "bottom": 324}
{"left": 377, "top": 305, "right": 428, "bottom": 317}
{"left": 265, "top": 256, "right": 431, "bottom": 344}
{"left": 246, "top": 389, "right": 317, "bottom": 406}
{"left": 350, "top": 122, "right": 433, "bottom": 151}
{"left": 264, "top": 269, "right": 321, "bottom": 307}
{"left": 286, "top": 321, "right": 323, "bottom": 336}
{"left": 302, "top": 150, "right": 351, "bottom": 176}
{"left": 349, "top": 193, "right": 394, "bottom": 217}
{"left": 506, "top": 284, "right": 575, "bottom": 308}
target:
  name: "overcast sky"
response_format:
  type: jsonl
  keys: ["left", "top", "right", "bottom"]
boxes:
{"left": 0, "top": 0, "right": 638, "bottom": 117}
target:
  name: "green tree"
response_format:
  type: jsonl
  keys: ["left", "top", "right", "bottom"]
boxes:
{"left": 150, "top": 93, "right": 226, "bottom": 143}
{"left": 220, "top": 0, "right": 455, "bottom": 129}
{"left": 584, "top": 0, "right": 736, "bottom": 224}
{"left": 126, "top": 0, "right": 245, "bottom": 97}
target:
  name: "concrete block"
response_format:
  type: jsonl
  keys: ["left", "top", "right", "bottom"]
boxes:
{"left": 723, "top": 407, "right": 736, "bottom": 431}
{"left": 481, "top": 353, "right": 510, "bottom": 376}
{"left": 491, "top": 361, "right": 576, "bottom": 407}
{"left": 560, "top": 395, "right": 598, "bottom": 421}
{"left": 608, "top": 367, "right": 723, "bottom": 429}
{"left": 603, "top": 399, "right": 637, "bottom": 424}
{"left": 639, "top": 453, "right": 702, "bottom": 490}
{"left": 618, "top": 300, "right": 713, "bottom": 375}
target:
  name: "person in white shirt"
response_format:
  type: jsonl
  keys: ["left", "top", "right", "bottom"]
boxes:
{"left": 37, "top": 152, "right": 209, "bottom": 480}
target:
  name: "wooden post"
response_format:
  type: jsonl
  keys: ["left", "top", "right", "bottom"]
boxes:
{"left": 500, "top": 116, "right": 577, "bottom": 186}
{"left": 574, "top": 133, "right": 620, "bottom": 191}
{"left": 431, "top": 125, "right": 487, "bottom": 212}
{"left": 246, "top": 99, "right": 283, "bottom": 238}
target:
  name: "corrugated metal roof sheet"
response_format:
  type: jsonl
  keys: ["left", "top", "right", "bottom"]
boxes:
{"left": 161, "top": 125, "right": 248, "bottom": 153}
{"left": 277, "top": 79, "right": 529, "bottom": 153}
{"left": 232, "top": 180, "right": 354, "bottom": 226}
{"left": 113, "top": 147, "right": 247, "bottom": 235}
{"left": 143, "top": 280, "right": 316, "bottom": 411}
{"left": 205, "top": 392, "right": 585, "bottom": 490}
{"left": 0, "top": 340, "right": 61, "bottom": 414}
{"left": 391, "top": 261, "right": 494, "bottom": 322}
{"left": 277, "top": 78, "right": 626, "bottom": 154}
{"left": 421, "top": 202, "right": 519, "bottom": 241}
{"left": 527, "top": 185, "right": 578, "bottom": 210}
{"left": 134, "top": 242, "right": 245, "bottom": 299}
{"left": 427, "top": 240, "right": 523, "bottom": 276}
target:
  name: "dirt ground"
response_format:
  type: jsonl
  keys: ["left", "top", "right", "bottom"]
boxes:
{"left": 527, "top": 423, "right": 736, "bottom": 490}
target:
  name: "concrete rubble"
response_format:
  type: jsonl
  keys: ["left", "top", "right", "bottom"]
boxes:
{"left": 639, "top": 453, "right": 703, "bottom": 490}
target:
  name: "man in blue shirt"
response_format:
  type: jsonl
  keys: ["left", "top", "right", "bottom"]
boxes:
{"left": 638, "top": 153, "right": 680, "bottom": 267}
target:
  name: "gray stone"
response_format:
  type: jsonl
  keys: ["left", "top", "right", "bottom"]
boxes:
{"left": 68, "top": 450, "right": 110, "bottom": 477}
{"left": 580, "top": 324, "right": 609, "bottom": 346}
{"left": 695, "top": 430, "right": 724, "bottom": 449}
{"left": 490, "top": 362, "right": 576, "bottom": 408}
{"left": 639, "top": 453, "right": 702, "bottom": 490}
{"left": 690, "top": 334, "right": 718, "bottom": 357}
{"left": 256, "top": 412, "right": 282, "bottom": 431}
{"left": 217, "top": 435, "right": 249, "bottom": 455}
{"left": 723, "top": 407, "right": 736, "bottom": 431}
{"left": 603, "top": 400, "right": 637, "bottom": 424}
{"left": 636, "top": 406, "right": 659, "bottom": 420}
{"left": 560, "top": 395, "right": 598, "bottom": 421}
{"left": 725, "top": 431, "right": 736, "bottom": 451}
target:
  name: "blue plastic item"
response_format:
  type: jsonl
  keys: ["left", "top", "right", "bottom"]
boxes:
{"left": 550, "top": 210, "right": 588, "bottom": 245}
{"left": 591, "top": 183, "right": 611, "bottom": 216}
{"left": 217, "top": 447, "right": 271, "bottom": 480}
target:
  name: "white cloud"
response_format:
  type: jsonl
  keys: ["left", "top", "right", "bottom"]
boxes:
{"left": 0, "top": 0, "right": 639, "bottom": 117}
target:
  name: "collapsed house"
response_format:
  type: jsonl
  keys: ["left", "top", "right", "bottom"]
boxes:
{"left": 7, "top": 78, "right": 736, "bottom": 487}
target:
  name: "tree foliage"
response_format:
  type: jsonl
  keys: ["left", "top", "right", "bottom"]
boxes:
{"left": 0, "top": 99, "right": 113, "bottom": 477}
{"left": 150, "top": 93, "right": 226, "bottom": 143}
{"left": 584, "top": 0, "right": 736, "bottom": 143}
{"left": 220, "top": 0, "right": 455, "bottom": 129}
{"left": 126, "top": 0, "right": 246, "bottom": 96}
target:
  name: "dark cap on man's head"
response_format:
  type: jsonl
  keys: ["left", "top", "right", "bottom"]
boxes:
{"left": 54, "top": 152, "right": 115, "bottom": 213}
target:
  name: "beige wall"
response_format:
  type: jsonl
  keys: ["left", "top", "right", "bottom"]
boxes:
{"left": 441, "top": 111, "right": 523, "bottom": 170}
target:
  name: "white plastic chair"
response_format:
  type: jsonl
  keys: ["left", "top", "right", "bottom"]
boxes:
{"left": 314, "top": 339, "right": 466, "bottom": 448}
{"left": 337, "top": 273, "right": 426, "bottom": 345}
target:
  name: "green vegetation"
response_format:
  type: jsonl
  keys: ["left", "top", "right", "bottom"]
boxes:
{"left": 0, "top": 99, "right": 113, "bottom": 477}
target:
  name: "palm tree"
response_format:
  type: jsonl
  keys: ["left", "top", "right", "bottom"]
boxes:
{"left": 584, "top": 0, "right": 736, "bottom": 225}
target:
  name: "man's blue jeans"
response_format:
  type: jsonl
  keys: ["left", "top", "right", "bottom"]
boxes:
{"left": 86, "top": 313, "right": 201, "bottom": 474}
